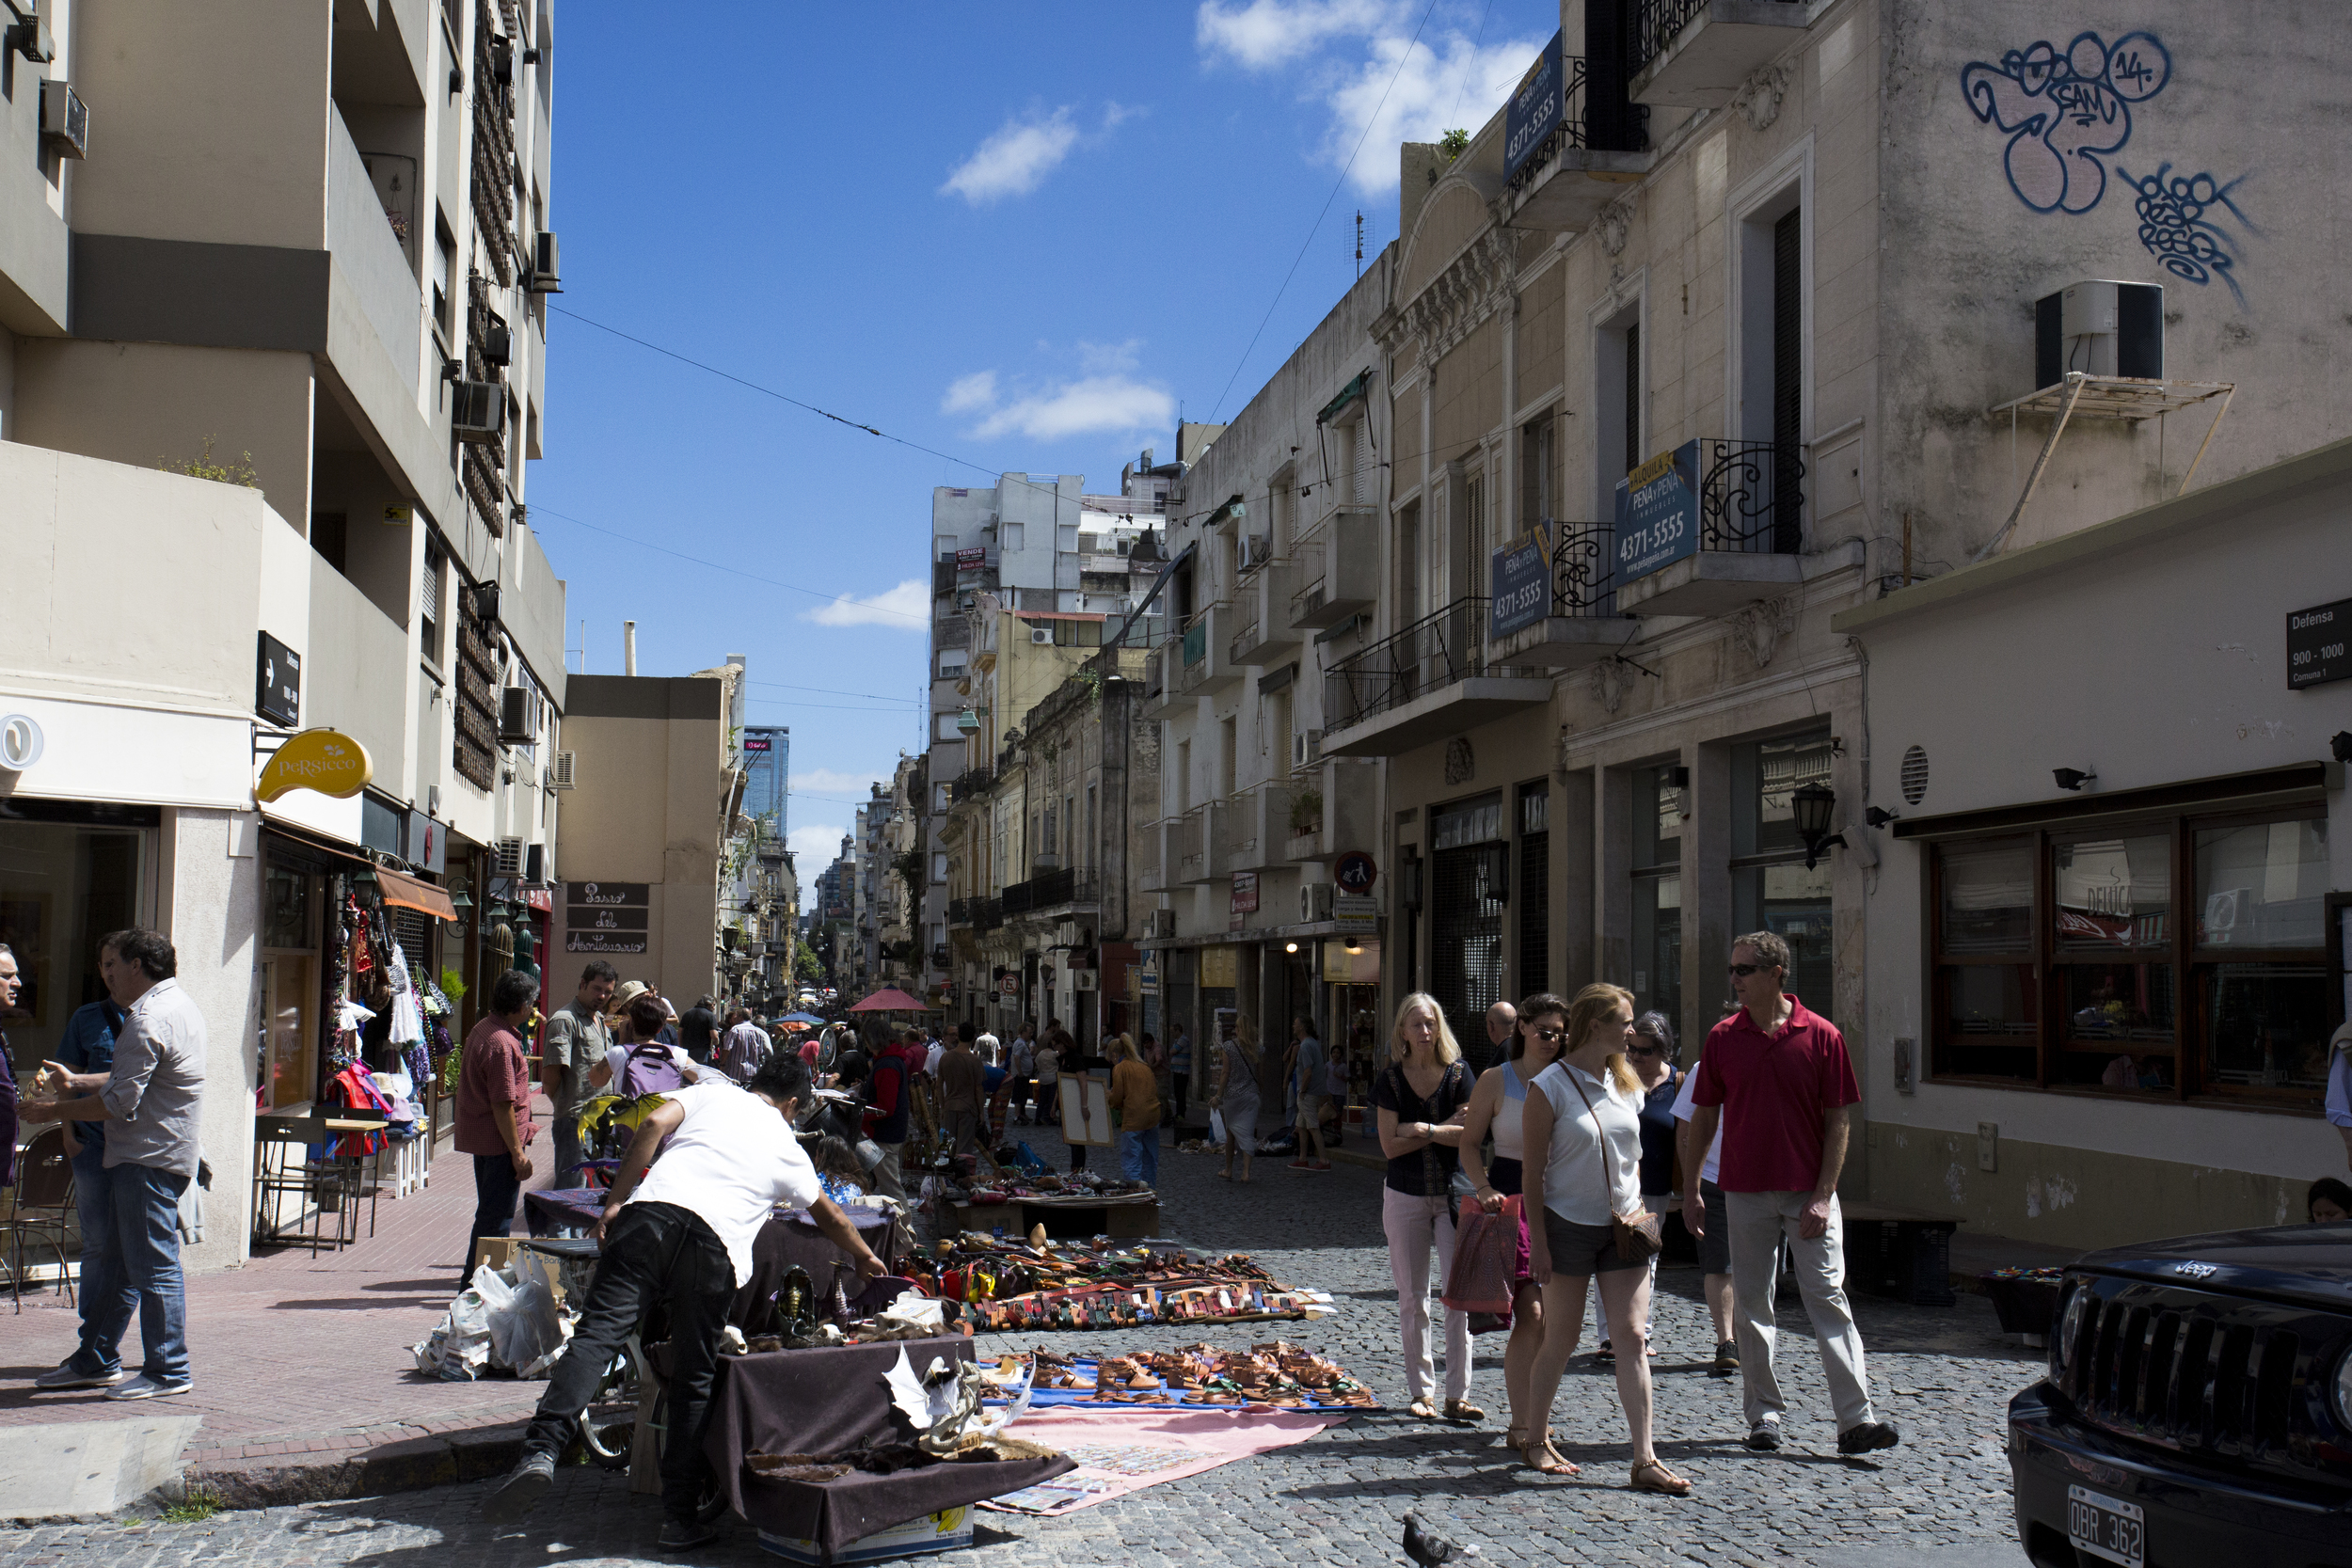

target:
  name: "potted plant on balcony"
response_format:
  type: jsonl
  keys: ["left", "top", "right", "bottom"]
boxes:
{"left": 1288, "top": 787, "right": 1324, "bottom": 843}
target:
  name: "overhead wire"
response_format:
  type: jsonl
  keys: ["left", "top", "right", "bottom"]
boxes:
{"left": 525, "top": 503, "right": 931, "bottom": 626}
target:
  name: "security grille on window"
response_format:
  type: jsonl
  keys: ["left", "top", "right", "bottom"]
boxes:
{"left": 1430, "top": 793, "right": 1506, "bottom": 1071}
{"left": 1518, "top": 781, "right": 1549, "bottom": 995}
{"left": 1729, "top": 729, "right": 1836, "bottom": 1022}
{"left": 1632, "top": 764, "right": 1683, "bottom": 1027}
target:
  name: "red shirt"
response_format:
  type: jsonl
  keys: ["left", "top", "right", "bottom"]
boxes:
{"left": 1690, "top": 995, "right": 1858, "bottom": 1194}
{"left": 455, "top": 1017, "right": 536, "bottom": 1157}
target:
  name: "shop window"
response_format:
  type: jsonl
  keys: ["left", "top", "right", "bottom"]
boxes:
{"left": 1631, "top": 763, "right": 1682, "bottom": 1025}
{"left": 0, "top": 816, "right": 149, "bottom": 1078}
{"left": 1730, "top": 730, "right": 1836, "bottom": 1021}
{"left": 1924, "top": 807, "right": 2333, "bottom": 1109}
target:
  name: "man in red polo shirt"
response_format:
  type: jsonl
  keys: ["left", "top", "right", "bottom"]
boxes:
{"left": 1682, "top": 929, "right": 1899, "bottom": 1457}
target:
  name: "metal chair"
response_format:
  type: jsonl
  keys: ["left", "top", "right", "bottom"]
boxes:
{"left": 2, "top": 1126, "right": 78, "bottom": 1312}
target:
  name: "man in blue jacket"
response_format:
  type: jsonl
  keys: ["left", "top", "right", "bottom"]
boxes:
{"left": 33, "top": 986, "right": 135, "bottom": 1390}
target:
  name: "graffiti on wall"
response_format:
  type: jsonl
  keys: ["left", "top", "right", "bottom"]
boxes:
{"left": 1963, "top": 30, "right": 2250, "bottom": 299}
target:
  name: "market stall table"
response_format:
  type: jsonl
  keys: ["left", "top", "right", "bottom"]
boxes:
{"left": 524, "top": 1188, "right": 903, "bottom": 1331}
{"left": 702, "top": 1334, "right": 1073, "bottom": 1560}
{"left": 949, "top": 1191, "right": 1160, "bottom": 1240}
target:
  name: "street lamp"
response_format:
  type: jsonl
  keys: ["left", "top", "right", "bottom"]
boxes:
{"left": 1790, "top": 781, "right": 1846, "bottom": 871}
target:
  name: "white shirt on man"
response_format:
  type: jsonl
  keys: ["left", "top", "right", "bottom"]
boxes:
{"left": 627, "top": 1082, "right": 820, "bottom": 1288}
{"left": 1669, "top": 1068, "right": 1725, "bottom": 1187}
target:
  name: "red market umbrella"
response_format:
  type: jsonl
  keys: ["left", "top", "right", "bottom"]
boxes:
{"left": 847, "top": 987, "right": 931, "bottom": 1013}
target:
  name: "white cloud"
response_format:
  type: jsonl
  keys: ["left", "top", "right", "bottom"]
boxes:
{"left": 972, "top": 376, "right": 1175, "bottom": 441}
{"left": 788, "top": 824, "right": 848, "bottom": 862}
{"left": 1197, "top": 0, "right": 1395, "bottom": 70}
{"left": 942, "top": 371, "right": 997, "bottom": 414}
{"left": 803, "top": 579, "right": 930, "bottom": 627}
{"left": 1197, "top": 0, "right": 1546, "bottom": 196}
{"left": 1076, "top": 339, "right": 1144, "bottom": 375}
{"left": 940, "top": 108, "right": 1080, "bottom": 204}
{"left": 793, "top": 768, "right": 887, "bottom": 800}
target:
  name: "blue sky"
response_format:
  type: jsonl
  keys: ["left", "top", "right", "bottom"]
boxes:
{"left": 532, "top": 0, "right": 1555, "bottom": 862}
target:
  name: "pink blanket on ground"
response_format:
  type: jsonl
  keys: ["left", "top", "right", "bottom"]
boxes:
{"left": 979, "top": 1405, "right": 1349, "bottom": 1516}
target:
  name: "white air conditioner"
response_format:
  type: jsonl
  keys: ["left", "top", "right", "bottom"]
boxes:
{"left": 1239, "top": 532, "right": 1273, "bottom": 570}
{"left": 491, "top": 836, "right": 525, "bottom": 877}
{"left": 40, "top": 79, "right": 87, "bottom": 159}
{"left": 1293, "top": 730, "right": 1323, "bottom": 768}
{"left": 1029, "top": 626, "right": 1055, "bottom": 644}
{"left": 1144, "top": 909, "right": 1177, "bottom": 939}
{"left": 1300, "top": 882, "right": 1335, "bottom": 923}
{"left": 547, "top": 751, "right": 577, "bottom": 790}
{"left": 452, "top": 380, "right": 504, "bottom": 441}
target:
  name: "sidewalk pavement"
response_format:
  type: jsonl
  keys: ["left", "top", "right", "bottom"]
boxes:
{"left": 0, "top": 1098, "right": 564, "bottom": 1513}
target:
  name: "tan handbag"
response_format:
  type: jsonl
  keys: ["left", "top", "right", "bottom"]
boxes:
{"left": 1560, "top": 1064, "right": 1664, "bottom": 1264}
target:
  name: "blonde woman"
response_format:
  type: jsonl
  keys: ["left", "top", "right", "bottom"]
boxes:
{"left": 1520, "top": 984, "right": 1690, "bottom": 1495}
{"left": 1107, "top": 1034, "right": 1162, "bottom": 1184}
{"left": 1454, "top": 992, "right": 1573, "bottom": 1455}
{"left": 1373, "top": 993, "right": 1478, "bottom": 1424}
{"left": 1212, "top": 1017, "right": 1263, "bottom": 1183}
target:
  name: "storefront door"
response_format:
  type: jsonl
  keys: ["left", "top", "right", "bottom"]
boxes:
{"left": 1430, "top": 793, "right": 1507, "bottom": 1069}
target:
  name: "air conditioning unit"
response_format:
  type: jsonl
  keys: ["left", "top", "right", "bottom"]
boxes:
{"left": 40, "top": 80, "right": 87, "bottom": 159}
{"left": 523, "top": 842, "right": 548, "bottom": 884}
{"left": 2034, "top": 279, "right": 2162, "bottom": 388}
{"left": 1030, "top": 626, "right": 1055, "bottom": 644}
{"left": 525, "top": 230, "right": 561, "bottom": 293}
{"left": 9, "top": 14, "right": 55, "bottom": 64}
{"left": 483, "top": 311, "right": 512, "bottom": 367}
{"left": 1239, "top": 532, "right": 1273, "bottom": 570}
{"left": 1293, "top": 730, "right": 1323, "bottom": 768}
{"left": 1300, "top": 882, "right": 1335, "bottom": 924}
{"left": 452, "top": 379, "right": 504, "bottom": 441}
{"left": 1144, "top": 909, "right": 1177, "bottom": 939}
{"left": 546, "top": 751, "right": 577, "bottom": 789}
{"left": 499, "top": 686, "right": 539, "bottom": 743}
{"left": 491, "top": 836, "right": 525, "bottom": 877}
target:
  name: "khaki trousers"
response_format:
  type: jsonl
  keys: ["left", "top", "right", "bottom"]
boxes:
{"left": 1723, "top": 1189, "right": 1874, "bottom": 1433}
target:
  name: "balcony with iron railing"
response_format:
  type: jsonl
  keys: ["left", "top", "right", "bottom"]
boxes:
{"left": 1501, "top": 48, "right": 1653, "bottom": 234}
{"left": 1487, "top": 519, "right": 1645, "bottom": 667}
{"left": 1321, "top": 596, "right": 1549, "bottom": 758}
{"left": 950, "top": 766, "right": 994, "bottom": 803}
{"left": 1629, "top": 0, "right": 1819, "bottom": 109}
{"left": 1176, "top": 602, "right": 1241, "bottom": 696}
{"left": 1613, "top": 438, "right": 1823, "bottom": 617}
{"left": 999, "top": 864, "right": 1101, "bottom": 918}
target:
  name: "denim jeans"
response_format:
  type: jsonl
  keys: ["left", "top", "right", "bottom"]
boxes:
{"left": 522, "top": 1202, "right": 735, "bottom": 1523}
{"left": 87, "top": 1162, "right": 191, "bottom": 1385}
{"left": 1118, "top": 1129, "right": 1159, "bottom": 1185}
{"left": 549, "top": 1115, "right": 583, "bottom": 1190}
{"left": 466, "top": 1153, "right": 524, "bottom": 1284}
{"left": 67, "top": 1152, "right": 137, "bottom": 1377}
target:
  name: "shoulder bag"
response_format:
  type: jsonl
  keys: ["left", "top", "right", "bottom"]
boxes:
{"left": 1559, "top": 1064, "right": 1664, "bottom": 1264}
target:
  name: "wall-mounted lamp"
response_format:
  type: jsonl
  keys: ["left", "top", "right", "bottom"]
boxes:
{"left": 1864, "top": 805, "right": 1900, "bottom": 829}
{"left": 2052, "top": 768, "right": 2096, "bottom": 793}
{"left": 956, "top": 706, "right": 990, "bottom": 734}
{"left": 1284, "top": 941, "right": 1299, "bottom": 954}
{"left": 2330, "top": 731, "right": 2352, "bottom": 765}
{"left": 1790, "top": 782, "right": 1847, "bottom": 871}
{"left": 1343, "top": 940, "right": 1362, "bottom": 955}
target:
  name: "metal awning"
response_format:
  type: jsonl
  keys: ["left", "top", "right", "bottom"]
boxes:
{"left": 376, "top": 865, "right": 457, "bottom": 922}
{"left": 1317, "top": 369, "right": 1373, "bottom": 424}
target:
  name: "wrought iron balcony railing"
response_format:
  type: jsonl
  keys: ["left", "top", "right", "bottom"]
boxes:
{"left": 1695, "top": 438, "right": 1805, "bottom": 554}
{"left": 1325, "top": 597, "right": 1537, "bottom": 729}
{"left": 1551, "top": 521, "right": 1617, "bottom": 617}
{"left": 950, "top": 767, "right": 993, "bottom": 802}
{"left": 1632, "top": 0, "right": 1804, "bottom": 74}
{"left": 1505, "top": 54, "right": 1649, "bottom": 194}
{"left": 997, "top": 865, "right": 1101, "bottom": 917}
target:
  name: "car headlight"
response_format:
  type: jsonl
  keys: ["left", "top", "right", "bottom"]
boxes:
{"left": 2055, "top": 1281, "right": 2092, "bottom": 1380}
{"left": 2335, "top": 1345, "right": 2352, "bottom": 1430}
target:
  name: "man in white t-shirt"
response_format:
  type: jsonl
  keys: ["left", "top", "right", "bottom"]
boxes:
{"left": 1672, "top": 1062, "right": 1737, "bottom": 1375}
{"left": 485, "top": 1054, "right": 885, "bottom": 1547}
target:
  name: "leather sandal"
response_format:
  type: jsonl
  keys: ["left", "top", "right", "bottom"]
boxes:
{"left": 1408, "top": 1397, "right": 1438, "bottom": 1419}
{"left": 1518, "top": 1437, "right": 1579, "bottom": 1477}
{"left": 1443, "top": 1399, "right": 1485, "bottom": 1423}
{"left": 1630, "top": 1458, "right": 1691, "bottom": 1497}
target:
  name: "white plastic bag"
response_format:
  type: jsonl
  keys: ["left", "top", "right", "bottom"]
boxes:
{"left": 1209, "top": 1109, "right": 1228, "bottom": 1146}
{"left": 412, "top": 1278, "right": 498, "bottom": 1381}
{"left": 484, "top": 1254, "right": 571, "bottom": 1378}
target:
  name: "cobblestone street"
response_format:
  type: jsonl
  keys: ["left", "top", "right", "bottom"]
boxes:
{"left": 0, "top": 1128, "right": 2037, "bottom": 1566}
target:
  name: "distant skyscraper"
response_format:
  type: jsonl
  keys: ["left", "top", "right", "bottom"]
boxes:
{"left": 743, "top": 725, "right": 788, "bottom": 839}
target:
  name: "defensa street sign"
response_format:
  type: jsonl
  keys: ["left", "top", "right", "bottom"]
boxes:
{"left": 1488, "top": 523, "right": 1552, "bottom": 639}
{"left": 1614, "top": 441, "right": 1703, "bottom": 583}
{"left": 2287, "top": 596, "right": 2351, "bottom": 689}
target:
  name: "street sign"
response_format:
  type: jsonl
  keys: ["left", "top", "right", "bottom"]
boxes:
{"left": 1334, "top": 850, "right": 1378, "bottom": 896}
{"left": 2288, "top": 595, "right": 2351, "bottom": 689}
{"left": 1231, "top": 871, "right": 1259, "bottom": 913}
{"left": 1614, "top": 440, "right": 1703, "bottom": 583}
{"left": 257, "top": 631, "right": 301, "bottom": 727}
{"left": 1488, "top": 523, "right": 1551, "bottom": 639}
{"left": 1334, "top": 895, "right": 1377, "bottom": 931}
{"left": 1504, "top": 31, "right": 1564, "bottom": 181}
{"left": 564, "top": 880, "right": 650, "bottom": 955}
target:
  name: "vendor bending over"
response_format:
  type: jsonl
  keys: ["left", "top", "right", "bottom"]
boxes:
{"left": 483, "top": 1053, "right": 887, "bottom": 1548}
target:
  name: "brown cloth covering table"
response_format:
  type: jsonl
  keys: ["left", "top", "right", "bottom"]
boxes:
{"left": 701, "top": 1334, "right": 1073, "bottom": 1556}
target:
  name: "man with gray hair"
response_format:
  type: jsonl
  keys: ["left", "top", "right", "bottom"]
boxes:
{"left": 1681, "top": 929, "right": 1897, "bottom": 1456}
{"left": 21, "top": 928, "right": 207, "bottom": 1400}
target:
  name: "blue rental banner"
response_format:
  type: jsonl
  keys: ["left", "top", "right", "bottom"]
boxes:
{"left": 1614, "top": 441, "right": 1702, "bottom": 583}
{"left": 1489, "top": 521, "right": 1552, "bottom": 638}
{"left": 1505, "top": 32, "right": 1564, "bottom": 181}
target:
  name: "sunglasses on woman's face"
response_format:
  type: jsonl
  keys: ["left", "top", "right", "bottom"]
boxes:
{"left": 1526, "top": 1025, "right": 1565, "bottom": 1043}
{"left": 1628, "top": 1041, "right": 1665, "bottom": 1057}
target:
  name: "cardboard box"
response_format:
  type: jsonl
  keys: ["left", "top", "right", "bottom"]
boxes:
{"left": 469, "top": 1235, "right": 528, "bottom": 1278}
{"left": 757, "top": 1506, "right": 972, "bottom": 1564}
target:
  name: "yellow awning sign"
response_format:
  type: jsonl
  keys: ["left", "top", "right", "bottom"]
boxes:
{"left": 256, "top": 729, "right": 373, "bottom": 802}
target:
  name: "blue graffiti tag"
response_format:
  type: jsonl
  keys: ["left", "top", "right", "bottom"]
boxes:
{"left": 2117, "top": 164, "right": 2254, "bottom": 304}
{"left": 1962, "top": 30, "right": 2171, "bottom": 214}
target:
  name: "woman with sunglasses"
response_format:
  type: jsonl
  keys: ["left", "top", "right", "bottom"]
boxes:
{"left": 1595, "top": 1010, "right": 1680, "bottom": 1365}
{"left": 1456, "top": 992, "right": 1572, "bottom": 1464}
{"left": 1521, "top": 984, "right": 1692, "bottom": 1496}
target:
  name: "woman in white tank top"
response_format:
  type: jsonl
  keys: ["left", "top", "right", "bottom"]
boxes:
{"left": 1454, "top": 993, "right": 1572, "bottom": 1463}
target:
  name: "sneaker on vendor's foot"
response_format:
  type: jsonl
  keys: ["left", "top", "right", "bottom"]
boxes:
{"left": 658, "top": 1516, "right": 726, "bottom": 1550}
{"left": 1837, "top": 1420, "right": 1901, "bottom": 1456}
{"left": 480, "top": 1451, "right": 556, "bottom": 1523}
{"left": 1745, "top": 1418, "right": 1782, "bottom": 1451}
{"left": 1711, "top": 1339, "right": 1740, "bottom": 1375}
{"left": 34, "top": 1361, "right": 125, "bottom": 1391}
{"left": 106, "top": 1373, "right": 192, "bottom": 1401}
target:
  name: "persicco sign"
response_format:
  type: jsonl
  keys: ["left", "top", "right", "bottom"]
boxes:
{"left": 255, "top": 728, "right": 373, "bottom": 801}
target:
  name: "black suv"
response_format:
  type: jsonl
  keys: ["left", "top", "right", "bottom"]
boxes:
{"left": 2009, "top": 1222, "right": 2352, "bottom": 1567}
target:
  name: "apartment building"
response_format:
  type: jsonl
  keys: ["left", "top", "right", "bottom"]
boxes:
{"left": 0, "top": 0, "right": 564, "bottom": 1266}
{"left": 1310, "top": 0, "right": 2350, "bottom": 1235}
{"left": 1136, "top": 257, "right": 1397, "bottom": 1092}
